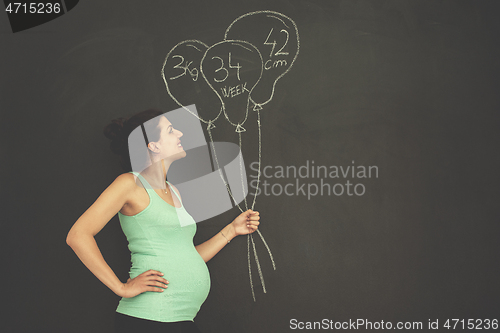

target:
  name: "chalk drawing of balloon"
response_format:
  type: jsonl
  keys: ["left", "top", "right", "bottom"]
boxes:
{"left": 200, "top": 40, "right": 263, "bottom": 132}
{"left": 162, "top": 40, "right": 222, "bottom": 127}
{"left": 224, "top": 11, "right": 299, "bottom": 107}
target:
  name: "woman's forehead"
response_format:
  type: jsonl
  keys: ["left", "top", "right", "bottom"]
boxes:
{"left": 159, "top": 115, "right": 171, "bottom": 126}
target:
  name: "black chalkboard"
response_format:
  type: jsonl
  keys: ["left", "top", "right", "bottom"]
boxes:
{"left": 2, "top": 1, "right": 500, "bottom": 332}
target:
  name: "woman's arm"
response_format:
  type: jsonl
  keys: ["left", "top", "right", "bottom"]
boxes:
{"left": 168, "top": 184, "right": 261, "bottom": 262}
{"left": 66, "top": 173, "right": 168, "bottom": 297}
{"left": 194, "top": 210, "right": 260, "bottom": 262}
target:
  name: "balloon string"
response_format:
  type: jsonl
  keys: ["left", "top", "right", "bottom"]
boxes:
{"left": 251, "top": 110, "right": 276, "bottom": 270}
{"left": 247, "top": 234, "right": 256, "bottom": 302}
{"left": 207, "top": 125, "right": 244, "bottom": 213}
{"left": 238, "top": 119, "right": 267, "bottom": 300}
{"left": 251, "top": 230, "right": 266, "bottom": 294}
{"left": 239, "top": 126, "right": 268, "bottom": 298}
{"left": 255, "top": 229, "right": 276, "bottom": 270}
{"left": 206, "top": 108, "right": 275, "bottom": 301}
{"left": 250, "top": 110, "right": 262, "bottom": 211}
{"left": 239, "top": 131, "right": 249, "bottom": 211}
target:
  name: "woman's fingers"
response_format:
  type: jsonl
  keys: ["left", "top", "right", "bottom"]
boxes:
{"left": 139, "top": 269, "right": 168, "bottom": 282}
{"left": 140, "top": 275, "right": 169, "bottom": 292}
{"left": 145, "top": 275, "right": 169, "bottom": 284}
{"left": 149, "top": 277, "right": 169, "bottom": 287}
{"left": 149, "top": 281, "right": 168, "bottom": 289}
{"left": 142, "top": 281, "right": 166, "bottom": 293}
{"left": 141, "top": 269, "right": 164, "bottom": 276}
{"left": 246, "top": 221, "right": 259, "bottom": 232}
{"left": 135, "top": 270, "right": 169, "bottom": 290}
{"left": 122, "top": 270, "right": 170, "bottom": 297}
{"left": 246, "top": 210, "right": 259, "bottom": 215}
{"left": 231, "top": 210, "right": 260, "bottom": 235}
{"left": 137, "top": 269, "right": 163, "bottom": 279}
{"left": 143, "top": 278, "right": 168, "bottom": 286}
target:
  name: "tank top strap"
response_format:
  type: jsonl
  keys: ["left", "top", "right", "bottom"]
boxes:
{"left": 128, "top": 171, "right": 153, "bottom": 192}
{"left": 129, "top": 172, "right": 182, "bottom": 204}
{"left": 166, "top": 181, "right": 183, "bottom": 204}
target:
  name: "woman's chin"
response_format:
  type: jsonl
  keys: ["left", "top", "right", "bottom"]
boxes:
{"left": 163, "top": 150, "right": 186, "bottom": 162}
{"left": 175, "top": 150, "right": 187, "bottom": 159}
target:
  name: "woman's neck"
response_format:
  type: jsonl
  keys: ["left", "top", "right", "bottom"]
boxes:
{"left": 139, "top": 159, "right": 172, "bottom": 189}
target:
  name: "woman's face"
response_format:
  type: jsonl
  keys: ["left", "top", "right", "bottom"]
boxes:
{"left": 150, "top": 116, "right": 185, "bottom": 161}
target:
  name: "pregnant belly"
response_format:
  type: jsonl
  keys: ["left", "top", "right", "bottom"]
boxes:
{"left": 120, "top": 251, "right": 211, "bottom": 321}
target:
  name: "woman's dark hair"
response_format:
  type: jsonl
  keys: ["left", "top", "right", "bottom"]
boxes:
{"left": 103, "top": 108, "right": 164, "bottom": 172}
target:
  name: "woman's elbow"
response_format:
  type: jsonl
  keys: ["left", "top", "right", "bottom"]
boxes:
{"left": 66, "top": 228, "right": 87, "bottom": 247}
{"left": 66, "top": 229, "right": 77, "bottom": 247}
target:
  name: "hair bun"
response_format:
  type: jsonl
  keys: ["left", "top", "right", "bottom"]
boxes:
{"left": 103, "top": 117, "right": 127, "bottom": 141}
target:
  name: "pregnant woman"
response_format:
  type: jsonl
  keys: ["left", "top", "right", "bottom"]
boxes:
{"left": 66, "top": 108, "right": 260, "bottom": 333}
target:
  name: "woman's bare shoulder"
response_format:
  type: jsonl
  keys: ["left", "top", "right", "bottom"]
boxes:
{"left": 112, "top": 173, "right": 143, "bottom": 191}
{"left": 110, "top": 173, "right": 148, "bottom": 208}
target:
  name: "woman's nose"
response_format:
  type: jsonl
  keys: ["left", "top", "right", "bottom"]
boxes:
{"left": 177, "top": 130, "right": 183, "bottom": 137}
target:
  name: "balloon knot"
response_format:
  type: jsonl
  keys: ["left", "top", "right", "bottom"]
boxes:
{"left": 253, "top": 104, "right": 263, "bottom": 112}
{"left": 207, "top": 120, "right": 216, "bottom": 130}
{"left": 235, "top": 124, "right": 246, "bottom": 132}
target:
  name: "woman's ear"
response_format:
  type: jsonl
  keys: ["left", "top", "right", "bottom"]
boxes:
{"left": 147, "top": 142, "right": 160, "bottom": 153}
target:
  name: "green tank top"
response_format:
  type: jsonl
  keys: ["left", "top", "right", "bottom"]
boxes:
{"left": 115, "top": 171, "right": 211, "bottom": 322}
